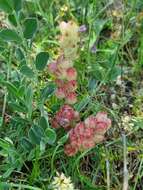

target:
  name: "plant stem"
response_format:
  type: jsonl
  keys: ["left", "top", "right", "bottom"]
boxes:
{"left": 122, "top": 134, "right": 128, "bottom": 190}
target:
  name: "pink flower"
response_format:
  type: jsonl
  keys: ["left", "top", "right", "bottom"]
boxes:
{"left": 94, "top": 134, "right": 105, "bottom": 144}
{"left": 51, "top": 120, "right": 60, "bottom": 129}
{"left": 73, "top": 122, "right": 85, "bottom": 136}
{"left": 94, "top": 112, "right": 111, "bottom": 134}
{"left": 51, "top": 105, "right": 79, "bottom": 129}
{"left": 48, "top": 61, "right": 58, "bottom": 74}
{"left": 82, "top": 138, "right": 95, "bottom": 150}
{"left": 55, "top": 79, "right": 65, "bottom": 87}
{"left": 64, "top": 144, "right": 78, "bottom": 156}
{"left": 55, "top": 87, "right": 66, "bottom": 99}
{"left": 66, "top": 92, "right": 77, "bottom": 104}
{"left": 84, "top": 116, "right": 96, "bottom": 128}
{"left": 66, "top": 67, "right": 77, "bottom": 81}
{"left": 66, "top": 80, "right": 78, "bottom": 92}
{"left": 83, "top": 127, "right": 95, "bottom": 138}
{"left": 64, "top": 112, "right": 111, "bottom": 156}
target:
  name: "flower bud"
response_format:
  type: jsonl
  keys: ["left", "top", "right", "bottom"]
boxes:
{"left": 84, "top": 116, "right": 96, "bottom": 128}
{"left": 66, "top": 67, "right": 77, "bottom": 81}
{"left": 66, "top": 92, "right": 77, "bottom": 104}
{"left": 55, "top": 88, "right": 66, "bottom": 99}
{"left": 64, "top": 144, "right": 78, "bottom": 156}
{"left": 65, "top": 80, "right": 78, "bottom": 92}
{"left": 94, "top": 112, "right": 111, "bottom": 134}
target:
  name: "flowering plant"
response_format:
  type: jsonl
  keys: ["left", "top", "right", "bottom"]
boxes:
{"left": 48, "top": 21, "right": 111, "bottom": 156}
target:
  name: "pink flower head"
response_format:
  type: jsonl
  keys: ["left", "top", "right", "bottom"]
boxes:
{"left": 82, "top": 138, "right": 95, "bottom": 150}
{"left": 84, "top": 116, "right": 96, "bottom": 129}
{"left": 55, "top": 87, "right": 66, "bottom": 99}
{"left": 55, "top": 67, "right": 67, "bottom": 79}
{"left": 61, "top": 105, "right": 76, "bottom": 120}
{"left": 66, "top": 80, "right": 78, "bottom": 92}
{"left": 94, "top": 112, "right": 111, "bottom": 134}
{"left": 48, "top": 60, "right": 67, "bottom": 80}
{"left": 48, "top": 61, "right": 58, "bottom": 74}
{"left": 66, "top": 67, "right": 77, "bottom": 81}
{"left": 73, "top": 122, "right": 85, "bottom": 136}
{"left": 60, "top": 59, "right": 73, "bottom": 69}
{"left": 64, "top": 144, "right": 78, "bottom": 157}
{"left": 83, "top": 127, "right": 95, "bottom": 138}
{"left": 51, "top": 105, "right": 79, "bottom": 129}
{"left": 64, "top": 112, "right": 111, "bottom": 156}
{"left": 55, "top": 79, "right": 65, "bottom": 87}
{"left": 66, "top": 92, "right": 77, "bottom": 104}
{"left": 51, "top": 119, "right": 59, "bottom": 129}
{"left": 94, "top": 134, "right": 105, "bottom": 144}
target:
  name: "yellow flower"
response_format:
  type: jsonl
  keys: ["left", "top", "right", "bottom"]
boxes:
{"left": 52, "top": 172, "right": 78, "bottom": 190}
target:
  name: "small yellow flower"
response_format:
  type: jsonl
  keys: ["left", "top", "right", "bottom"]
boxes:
{"left": 60, "top": 5, "right": 68, "bottom": 12}
{"left": 52, "top": 172, "right": 78, "bottom": 190}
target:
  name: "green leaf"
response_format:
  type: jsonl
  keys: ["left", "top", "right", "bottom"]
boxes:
{"left": 28, "top": 125, "right": 44, "bottom": 145}
{"left": 0, "top": 73, "right": 5, "bottom": 83}
{"left": 4, "top": 81, "right": 20, "bottom": 99}
{"left": 58, "top": 134, "right": 68, "bottom": 144}
{"left": 0, "top": 117, "right": 3, "bottom": 127}
{"left": 39, "top": 116, "right": 49, "bottom": 130}
{"left": 13, "top": 0, "right": 22, "bottom": 11}
{"left": 108, "top": 66, "right": 121, "bottom": 81}
{"left": 3, "top": 167, "right": 15, "bottom": 178}
{"left": 20, "top": 137, "right": 33, "bottom": 152}
{"left": 41, "top": 83, "right": 55, "bottom": 102}
{"left": 91, "top": 64, "right": 104, "bottom": 81}
{"left": 15, "top": 48, "right": 26, "bottom": 65}
{"left": 23, "top": 18, "right": 37, "bottom": 39}
{"left": 45, "top": 128, "right": 56, "bottom": 145}
{"left": 0, "top": 0, "right": 12, "bottom": 13}
{"left": 0, "top": 182, "right": 9, "bottom": 189}
{"left": 94, "top": 19, "right": 108, "bottom": 36}
{"left": 9, "top": 102, "right": 27, "bottom": 113}
{"left": 25, "top": 84, "right": 33, "bottom": 116}
{"left": 0, "top": 29, "right": 22, "bottom": 43}
{"left": 35, "top": 52, "right": 49, "bottom": 71}
{"left": 20, "top": 65, "right": 34, "bottom": 78}
{"left": 0, "top": 138, "right": 11, "bottom": 151}
{"left": 74, "top": 96, "right": 91, "bottom": 112}
{"left": 88, "top": 78, "right": 97, "bottom": 92}
{"left": 8, "top": 14, "right": 17, "bottom": 26}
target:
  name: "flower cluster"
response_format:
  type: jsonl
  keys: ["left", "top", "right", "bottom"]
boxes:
{"left": 51, "top": 172, "right": 78, "bottom": 190}
{"left": 49, "top": 20, "right": 112, "bottom": 157}
{"left": 64, "top": 112, "right": 111, "bottom": 156}
{"left": 52, "top": 105, "right": 79, "bottom": 129}
{"left": 48, "top": 21, "right": 80, "bottom": 104}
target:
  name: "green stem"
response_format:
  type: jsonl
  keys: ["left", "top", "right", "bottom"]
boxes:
{"left": 0, "top": 182, "right": 42, "bottom": 190}
{"left": 2, "top": 47, "right": 12, "bottom": 125}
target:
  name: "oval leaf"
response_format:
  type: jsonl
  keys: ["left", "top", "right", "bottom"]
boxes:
{"left": 39, "top": 116, "right": 49, "bottom": 130}
{"left": 23, "top": 18, "right": 37, "bottom": 39}
{"left": 35, "top": 52, "right": 49, "bottom": 71}
{"left": 20, "top": 65, "right": 34, "bottom": 78}
{"left": 41, "top": 83, "right": 56, "bottom": 102}
{"left": 45, "top": 128, "right": 56, "bottom": 145}
{"left": 20, "top": 137, "right": 33, "bottom": 152}
{"left": 0, "top": 29, "right": 22, "bottom": 43}
{"left": 28, "top": 125, "right": 44, "bottom": 145}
